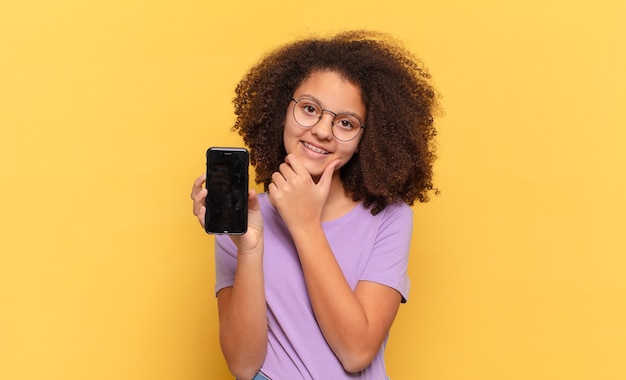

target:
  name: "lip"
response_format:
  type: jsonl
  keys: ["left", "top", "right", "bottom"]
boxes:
{"left": 301, "top": 141, "right": 331, "bottom": 156}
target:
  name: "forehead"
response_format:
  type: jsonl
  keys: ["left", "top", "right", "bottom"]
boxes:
{"left": 293, "top": 71, "right": 366, "bottom": 116}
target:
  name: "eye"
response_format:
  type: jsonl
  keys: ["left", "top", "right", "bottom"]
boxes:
{"left": 303, "top": 104, "right": 318, "bottom": 115}
{"left": 334, "top": 115, "right": 358, "bottom": 130}
{"left": 298, "top": 100, "right": 321, "bottom": 117}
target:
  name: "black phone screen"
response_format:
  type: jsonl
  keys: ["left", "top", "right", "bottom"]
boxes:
{"left": 205, "top": 147, "right": 249, "bottom": 235}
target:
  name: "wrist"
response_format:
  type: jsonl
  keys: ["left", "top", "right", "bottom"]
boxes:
{"left": 289, "top": 223, "right": 324, "bottom": 246}
{"left": 235, "top": 237, "right": 264, "bottom": 257}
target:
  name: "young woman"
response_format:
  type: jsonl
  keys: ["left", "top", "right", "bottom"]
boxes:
{"left": 191, "top": 30, "right": 441, "bottom": 380}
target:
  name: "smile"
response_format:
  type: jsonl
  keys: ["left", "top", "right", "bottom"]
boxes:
{"left": 302, "top": 142, "right": 329, "bottom": 154}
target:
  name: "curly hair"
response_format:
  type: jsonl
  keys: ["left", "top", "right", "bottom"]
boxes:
{"left": 232, "top": 30, "right": 442, "bottom": 215}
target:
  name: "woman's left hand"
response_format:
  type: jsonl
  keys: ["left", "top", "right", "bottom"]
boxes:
{"left": 268, "top": 154, "right": 340, "bottom": 230}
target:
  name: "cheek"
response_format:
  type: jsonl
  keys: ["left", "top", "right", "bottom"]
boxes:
{"left": 283, "top": 119, "right": 306, "bottom": 140}
{"left": 345, "top": 136, "right": 363, "bottom": 155}
{"left": 338, "top": 142, "right": 360, "bottom": 163}
{"left": 282, "top": 121, "right": 302, "bottom": 153}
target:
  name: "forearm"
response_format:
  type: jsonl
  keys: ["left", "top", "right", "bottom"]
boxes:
{"left": 290, "top": 227, "right": 383, "bottom": 372}
{"left": 218, "top": 248, "right": 267, "bottom": 379}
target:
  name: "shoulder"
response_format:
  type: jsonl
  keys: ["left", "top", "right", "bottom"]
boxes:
{"left": 379, "top": 201, "right": 413, "bottom": 219}
{"left": 354, "top": 200, "right": 413, "bottom": 220}
{"left": 366, "top": 201, "right": 414, "bottom": 231}
{"left": 325, "top": 201, "right": 413, "bottom": 242}
{"left": 366, "top": 202, "right": 414, "bottom": 242}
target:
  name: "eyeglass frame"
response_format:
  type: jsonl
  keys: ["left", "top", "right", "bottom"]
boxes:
{"left": 290, "top": 97, "right": 366, "bottom": 142}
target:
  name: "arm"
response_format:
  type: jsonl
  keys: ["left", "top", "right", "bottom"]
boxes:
{"left": 217, "top": 249, "right": 267, "bottom": 379}
{"left": 292, "top": 226, "right": 402, "bottom": 372}
{"left": 268, "top": 157, "right": 404, "bottom": 372}
{"left": 191, "top": 176, "right": 267, "bottom": 379}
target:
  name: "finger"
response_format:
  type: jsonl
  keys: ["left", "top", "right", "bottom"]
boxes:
{"left": 192, "top": 187, "right": 207, "bottom": 205}
{"left": 267, "top": 184, "right": 278, "bottom": 208}
{"left": 196, "top": 206, "right": 206, "bottom": 228}
{"left": 247, "top": 188, "right": 260, "bottom": 212}
{"left": 271, "top": 170, "right": 287, "bottom": 186}
{"left": 277, "top": 161, "right": 298, "bottom": 182}
{"left": 193, "top": 189, "right": 207, "bottom": 228}
{"left": 192, "top": 188, "right": 208, "bottom": 217}
{"left": 317, "top": 159, "right": 341, "bottom": 189}
{"left": 190, "top": 173, "right": 207, "bottom": 199}
{"left": 284, "top": 154, "right": 307, "bottom": 177}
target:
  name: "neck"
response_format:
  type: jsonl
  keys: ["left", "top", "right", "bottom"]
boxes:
{"left": 321, "top": 171, "right": 357, "bottom": 222}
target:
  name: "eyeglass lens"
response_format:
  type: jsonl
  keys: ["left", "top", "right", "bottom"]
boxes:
{"left": 292, "top": 98, "right": 363, "bottom": 142}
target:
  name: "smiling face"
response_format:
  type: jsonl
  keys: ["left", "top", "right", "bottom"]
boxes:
{"left": 283, "top": 70, "right": 366, "bottom": 180}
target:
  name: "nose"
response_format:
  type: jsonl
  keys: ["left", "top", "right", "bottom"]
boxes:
{"left": 311, "top": 111, "right": 335, "bottom": 140}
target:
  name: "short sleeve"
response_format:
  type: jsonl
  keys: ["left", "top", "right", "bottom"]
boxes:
{"left": 359, "top": 204, "right": 413, "bottom": 302}
{"left": 214, "top": 234, "right": 238, "bottom": 296}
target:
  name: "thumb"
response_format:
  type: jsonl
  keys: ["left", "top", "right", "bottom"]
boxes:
{"left": 247, "top": 188, "right": 260, "bottom": 212}
{"left": 317, "top": 159, "right": 341, "bottom": 189}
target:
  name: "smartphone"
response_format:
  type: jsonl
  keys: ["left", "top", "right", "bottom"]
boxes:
{"left": 205, "top": 147, "right": 249, "bottom": 235}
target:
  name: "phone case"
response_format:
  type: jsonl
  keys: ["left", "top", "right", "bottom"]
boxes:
{"left": 205, "top": 147, "right": 249, "bottom": 234}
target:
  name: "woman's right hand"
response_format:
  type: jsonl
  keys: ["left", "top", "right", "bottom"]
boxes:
{"left": 190, "top": 174, "right": 264, "bottom": 253}
{"left": 191, "top": 173, "right": 208, "bottom": 229}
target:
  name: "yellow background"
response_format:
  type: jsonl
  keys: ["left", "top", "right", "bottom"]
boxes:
{"left": 1, "top": 0, "right": 625, "bottom": 379}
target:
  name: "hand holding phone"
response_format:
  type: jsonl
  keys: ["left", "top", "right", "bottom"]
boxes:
{"left": 205, "top": 147, "right": 249, "bottom": 235}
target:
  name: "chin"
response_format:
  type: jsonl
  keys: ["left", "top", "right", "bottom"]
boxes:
{"left": 306, "top": 168, "right": 324, "bottom": 179}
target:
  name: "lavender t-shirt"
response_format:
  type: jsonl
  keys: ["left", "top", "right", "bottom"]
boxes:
{"left": 215, "top": 193, "right": 412, "bottom": 379}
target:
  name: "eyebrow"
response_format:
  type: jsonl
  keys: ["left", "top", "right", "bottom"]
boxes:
{"left": 296, "top": 94, "right": 365, "bottom": 121}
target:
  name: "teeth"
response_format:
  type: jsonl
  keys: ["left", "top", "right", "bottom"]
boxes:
{"left": 303, "top": 142, "right": 329, "bottom": 154}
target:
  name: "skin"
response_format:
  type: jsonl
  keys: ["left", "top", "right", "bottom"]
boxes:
{"left": 191, "top": 71, "right": 402, "bottom": 379}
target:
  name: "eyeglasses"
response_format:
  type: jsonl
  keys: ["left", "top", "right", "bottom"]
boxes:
{"left": 291, "top": 97, "right": 365, "bottom": 142}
